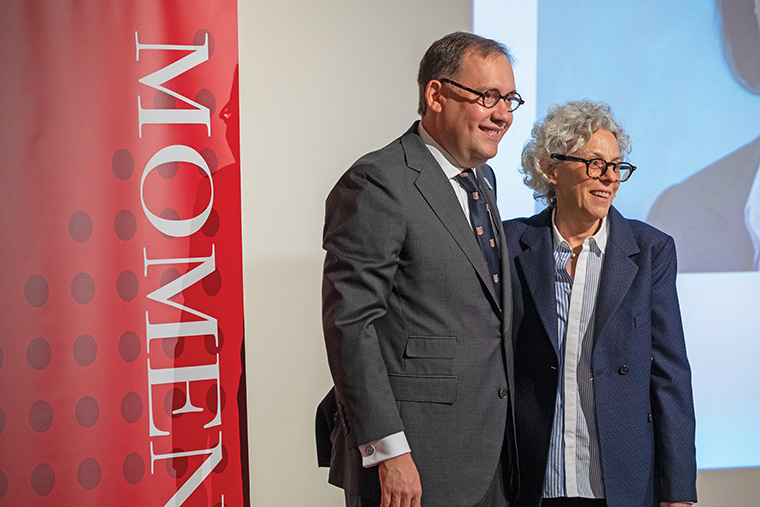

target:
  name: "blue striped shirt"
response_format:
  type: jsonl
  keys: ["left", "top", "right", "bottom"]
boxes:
{"left": 543, "top": 213, "right": 608, "bottom": 499}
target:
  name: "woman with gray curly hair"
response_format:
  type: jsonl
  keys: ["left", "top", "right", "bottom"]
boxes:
{"left": 503, "top": 101, "right": 697, "bottom": 507}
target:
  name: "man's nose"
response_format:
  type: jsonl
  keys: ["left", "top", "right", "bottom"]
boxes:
{"left": 490, "top": 97, "right": 512, "bottom": 124}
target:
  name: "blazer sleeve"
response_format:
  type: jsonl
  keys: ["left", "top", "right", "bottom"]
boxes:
{"left": 649, "top": 236, "right": 698, "bottom": 502}
{"left": 322, "top": 159, "right": 407, "bottom": 448}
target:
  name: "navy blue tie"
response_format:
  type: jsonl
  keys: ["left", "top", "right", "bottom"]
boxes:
{"left": 456, "top": 170, "right": 501, "bottom": 295}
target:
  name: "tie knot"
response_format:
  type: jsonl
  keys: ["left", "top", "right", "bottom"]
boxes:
{"left": 456, "top": 171, "right": 479, "bottom": 193}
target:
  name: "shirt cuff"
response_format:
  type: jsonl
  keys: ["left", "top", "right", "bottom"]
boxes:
{"left": 359, "top": 431, "right": 411, "bottom": 468}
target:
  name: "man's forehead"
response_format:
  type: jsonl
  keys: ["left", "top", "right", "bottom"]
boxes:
{"left": 456, "top": 51, "right": 514, "bottom": 86}
{"left": 458, "top": 51, "right": 511, "bottom": 73}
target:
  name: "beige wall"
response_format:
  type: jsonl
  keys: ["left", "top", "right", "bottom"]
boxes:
{"left": 237, "top": 1, "right": 760, "bottom": 505}
{"left": 239, "top": 1, "right": 471, "bottom": 504}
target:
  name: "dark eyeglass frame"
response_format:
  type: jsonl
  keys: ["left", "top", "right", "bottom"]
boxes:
{"left": 550, "top": 153, "right": 636, "bottom": 182}
{"left": 439, "top": 78, "right": 524, "bottom": 112}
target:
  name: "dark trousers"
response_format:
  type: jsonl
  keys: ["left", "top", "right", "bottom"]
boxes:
{"left": 344, "top": 456, "right": 509, "bottom": 507}
{"left": 541, "top": 498, "right": 606, "bottom": 507}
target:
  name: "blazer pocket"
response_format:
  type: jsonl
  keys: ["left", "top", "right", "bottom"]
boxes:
{"left": 404, "top": 336, "right": 456, "bottom": 358}
{"left": 403, "top": 336, "right": 456, "bottom": 376}
{"left": 634, "top": 312, "right": 651, "bottom": 329}
{"left": 388, "top": 373, "right": 458, "bottom": 404}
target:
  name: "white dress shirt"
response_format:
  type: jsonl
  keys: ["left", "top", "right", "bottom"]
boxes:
{"left": 543, "top": 211, "right": 607, "bottom": 498}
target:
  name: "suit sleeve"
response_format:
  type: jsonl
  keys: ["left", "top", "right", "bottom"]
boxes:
{"left": 649, "top": 236, "right": 698, "bottom": 502}
{"left": 322, "top": 161, "right": 407, "bottom": 448}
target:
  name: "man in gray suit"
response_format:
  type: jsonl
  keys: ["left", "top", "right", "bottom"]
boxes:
{"left": 318, "top": 32, "right": 522, "bottom": 507}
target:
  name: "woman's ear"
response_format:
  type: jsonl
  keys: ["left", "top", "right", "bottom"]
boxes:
{"left": 541, "top": 158, "right": 558, "bottom": 185}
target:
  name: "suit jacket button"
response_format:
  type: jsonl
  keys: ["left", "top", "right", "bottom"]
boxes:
{"left": 498, "top": 387, "right": 508, "bottom": 399}
{"left": 618, "top": 365, "right": 630, "bottom": 375}
{"left": 364, "top": 445, "right": 375, "bottom": 456}
{"left": 648, "top": 412, "right": 653, "bottom": 422}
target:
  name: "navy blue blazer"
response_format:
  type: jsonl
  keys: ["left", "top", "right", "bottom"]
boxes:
{"left": 503, "top": 206, "right": 696, "bottom": 507}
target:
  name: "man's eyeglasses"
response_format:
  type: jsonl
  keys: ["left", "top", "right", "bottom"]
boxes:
{"left": 550, "top": 153, "right": 636, "bottom": 182}
{"left": 440, "top": 78, "right": 524, "bottom": 112}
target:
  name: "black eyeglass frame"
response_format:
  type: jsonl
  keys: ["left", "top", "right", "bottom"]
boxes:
{"left": 550, "top": 153, "right": 636, "bottom": 182}
{"left": 439, "top": 78, "right": 524, "bottom": 112}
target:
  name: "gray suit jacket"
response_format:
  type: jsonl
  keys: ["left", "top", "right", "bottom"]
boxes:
{"left": 318, "top": 122, "right": 517, "bottom": 506}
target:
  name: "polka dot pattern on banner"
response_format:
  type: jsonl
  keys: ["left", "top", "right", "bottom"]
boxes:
{"left": 204, "top": 327, "right": 224, "bottom": 355}
{"left": 206, "top": 385, "right": 226, "bottom": 415}
{"left": 27, "top": 337, "right": 51, "bottom": 370}
{"left": 120, "top": 392, "right": 143, "bottom": 424}
{"left": 77, "top": 458, "right": 101, "bottom": 490}
{"left": 4, "top": 18, "right": 246, "bottom": 503}
{"left": 196, "top": 89, "right": 216, "bottom": 116}
{"left": 165, "top": 448, "right": 188, "bottom": 479}
{"left": 118, "top": 331, "right": 140, "bottom": 363}
{"left": 116, "top": 271, "right": 139, "bottom": 302}
{"left": 157, "top": 161, "right": 179, "bottom": 179}
{"left": 25, "top": 275, "right": 49, "bottom": 307}
{"left": 202, "top": 209, "right": 220, "bottom": 237}
{"left": 160, "top": 268, "right": 180, "bottom": 287}
{"left": 213, "top": 445, "right": 230, "bottom": 474}
{"left": 162, "top": 336, "right": 185, "bottom": 359}
{"left": 203, "top": 270, "right": 222, "bottom": 296}
{"left": 73, "top": 334, "right": 97, "bottom": 366}
{"left": 68, "top": 211, "right": 93, "bottom": 243}
{"left": 29, "top": 400, "right": 53, "bottom": 433}
{"left": 111, "top": 148, "right": 134, "bottom": 180}
{"left": 31, "top": 464, "right": 55, "bottom": 496}
{"left": 193, "top": 29, "right": 215, "bottom": 56}
{"left": 122, "top": 453, "right": 145, "bottom": 485}
{"left": 71, "top": 273, "right": 95, "bottom": 304}
{"left": 200, "top": 147, "right": 218, "bottom": 176}
{"left": 114, "top": 209, "right": 137, "bottom": 241}
{"left": 75, "top": 396, "right": 99, "bottom": 428}
{"left": 164, "top": 387, "right": 186, "bottom": 419}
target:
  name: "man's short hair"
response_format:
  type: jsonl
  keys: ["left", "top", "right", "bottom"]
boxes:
{"left": 417, "top": 31, "right": 513, "bottom": 116}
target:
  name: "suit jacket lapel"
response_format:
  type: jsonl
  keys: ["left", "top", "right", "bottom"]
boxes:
{"left": 593, "top": 207, "right": 639, "bottom": 344}
{"left": 515, "top": 209, "right": 561, "bottom": 354}
{"left": 401, "top": 127, "right": 501, "bottom": 313}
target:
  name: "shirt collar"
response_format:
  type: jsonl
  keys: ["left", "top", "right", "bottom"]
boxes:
{"left": 551, "top": 208, "right": 610, "bottom": 255}
{"left": 418, "top": 122, "right": 472, "bottom": 179}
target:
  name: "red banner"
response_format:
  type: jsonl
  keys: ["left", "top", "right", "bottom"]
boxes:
{"left": 0, "top": 2, "right": 247, "bottom": 505}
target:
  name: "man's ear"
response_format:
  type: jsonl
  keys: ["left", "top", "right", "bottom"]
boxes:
{"left": 424, "top": 80, "right": 445, "bottom": 113}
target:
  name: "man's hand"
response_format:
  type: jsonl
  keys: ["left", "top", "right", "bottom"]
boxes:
{"left": 378, "top": 452, "right": 422, "bottom": 507}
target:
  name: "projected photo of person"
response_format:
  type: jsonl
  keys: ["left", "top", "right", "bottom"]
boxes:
{"left": 647, "top": 0, "right": 760, "bottom": 272}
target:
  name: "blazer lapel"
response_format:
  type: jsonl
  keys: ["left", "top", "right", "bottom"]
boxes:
{"left": 515, "top": 209, "right": 561, "bottom": 354}
{"left": 401, "top": 128, "right": 501, "bottom": 313}
{"left": 593, "top": 207, "right": 639, "bottom": 343}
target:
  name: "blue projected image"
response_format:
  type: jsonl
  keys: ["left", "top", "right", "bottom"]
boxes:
{"left": 476, "top": 0, "right": 760, "bottom": 471}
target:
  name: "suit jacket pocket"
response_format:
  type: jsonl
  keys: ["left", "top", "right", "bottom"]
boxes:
{"left": 405, "top": 336, "right": 456, "bottom": 358}
{"left": 634, "top": 312, "right": 651, "bottom": 329}
{"left": 388, "top": 374, "right": 457, "bottom": 404}
{"left": 403, "top": 336, "right": 456, "bottom": 376}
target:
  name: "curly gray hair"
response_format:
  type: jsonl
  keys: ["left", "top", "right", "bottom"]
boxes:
{"left": 520, "top": 100, "right": 631, "bottom": 207}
